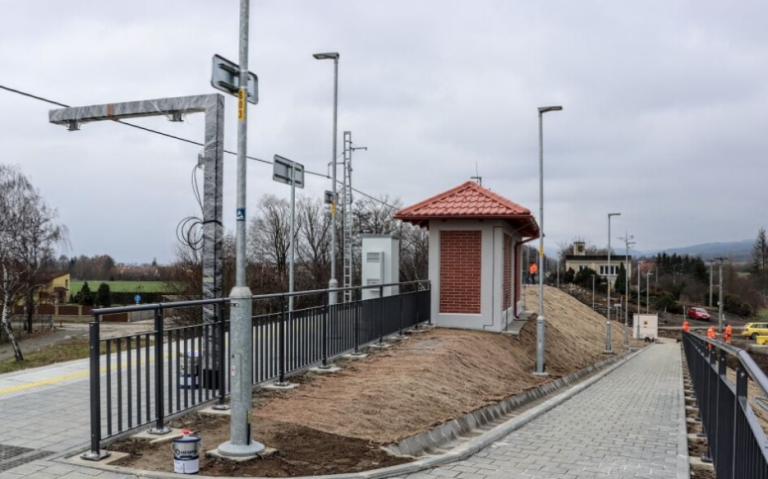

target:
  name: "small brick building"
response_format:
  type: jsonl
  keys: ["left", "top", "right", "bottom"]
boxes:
{"left": 395, "top": 181, "right": 539, "bottom": 332}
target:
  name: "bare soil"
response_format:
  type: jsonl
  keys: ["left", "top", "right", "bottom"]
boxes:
{"left": 112, "top": 286, "right": 642, "bottom": 476}
{"left": 112, "top": 414, "right": 409, "bottom": 477}
{"left": 691, "top": 465, "right": 717, "bottom": 479}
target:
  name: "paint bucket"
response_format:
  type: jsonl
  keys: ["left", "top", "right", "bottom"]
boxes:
{"left": 172, "top": 429, "right": 201, "bottom": 474}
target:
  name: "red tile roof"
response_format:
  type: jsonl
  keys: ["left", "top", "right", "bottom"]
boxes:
{"left": 395, "top": 181, "right": 539, "bottom": 236}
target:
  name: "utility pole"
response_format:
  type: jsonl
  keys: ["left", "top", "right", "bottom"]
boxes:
{"left": 709, "top": 262, "right": 714, "bottom": 307}
{"left": 218, "top": 0, "right": 265, "bottom": 457}
{"left": 716, "top": 256, "right": 726, "bottom": 332}
{"left": 619, "top": 233, "right": 634, "bottom": 348}
{"left": 342, "top": 131, "right": 366, "bottom": 303}
{"left": 605, "top": 213, "right": 621, "bottom": 354}
{"left": 637, "top": 260, "right": 642, "bottom": 338}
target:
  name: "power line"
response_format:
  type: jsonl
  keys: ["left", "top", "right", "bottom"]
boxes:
{"left": 0, "top": 83, "right": 398, "bottom": 210}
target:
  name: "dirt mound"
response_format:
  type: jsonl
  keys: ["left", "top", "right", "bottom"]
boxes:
{"left": 256, "top": 286, "right": 636, "bottom": 444}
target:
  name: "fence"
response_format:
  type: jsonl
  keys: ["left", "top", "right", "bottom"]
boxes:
{"left": 682, "top": 331, "right": 768, "bottom": 478}
{"left": 85, "top": 280, "right": 430, "bottom": 459}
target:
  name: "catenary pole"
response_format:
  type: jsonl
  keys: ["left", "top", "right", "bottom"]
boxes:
{"left": 716, "top": 257, "right": 726, "bottom": 332}
{"left": 605, "top": 213, "right": 620, "bottom": 354}
{"left": 218, "top": 0, "right": 264, "bottom": 457}
{"left": 535, "top": 105, "right": 562, "bottom": 376}
{"left": 289, "top": 163, "right": 296, "bottom": 312}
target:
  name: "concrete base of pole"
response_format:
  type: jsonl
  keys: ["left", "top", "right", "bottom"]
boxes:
{"left": 602, "top": 350, "right": 616, "bottom": 355}
{"left": 201, "top": 406, "right": 231, "bottom": 416}
{"left": 406, "top": 328, "right": 428, "bottom": 334}
{"left": 310, "top": 365, "right": 342, "bottom": 373}
{"left": 388, "top": 335, "right": 409, "bottom": 341}
{"left": 369, "top": 342, "right": 391, "bottom": 349}
{"left": 342, "top": 352, "right": 368, "bottom": 359}
{"left": 212, "top": 403, "right": 231, "bottom": 411}
{"left": 209, "top": 445, "right": 274, "bottom": 461}
{"left": 532, "top": 372, "right": 549, "bottom": 377}
{"left": 263, "top": 381, "right": 298, "bottom": 390}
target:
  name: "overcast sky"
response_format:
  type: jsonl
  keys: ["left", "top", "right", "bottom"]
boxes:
{"left": 1, "top": 0, "right": 766, "bottom": 264}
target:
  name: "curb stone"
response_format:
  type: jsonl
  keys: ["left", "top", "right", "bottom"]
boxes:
{"left": 59, "top": 344, "right": 653, "bottom": 479}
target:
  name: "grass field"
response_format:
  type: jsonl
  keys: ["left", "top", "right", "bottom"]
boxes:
{"left": 70, "top": 280, "right": 169, "bottom": 293}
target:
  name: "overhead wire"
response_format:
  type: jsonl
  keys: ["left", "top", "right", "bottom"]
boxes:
{"left": 0, "top": 83, "right": 397, "bottom": 209}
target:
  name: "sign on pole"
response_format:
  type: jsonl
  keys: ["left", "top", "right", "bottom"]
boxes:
{"left": 211, "top": 54, "right": 258, "bottom": 105}
{"left": 273, "top": 155, "right": 305, "bottom": 188}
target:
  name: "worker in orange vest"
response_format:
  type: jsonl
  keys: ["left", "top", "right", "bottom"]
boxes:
{"left": 682, "top": 319, "right": 690, "bottom": 333}
{"left": 707, "top": 325, "right": 716, "bottom": 351}
{"left": 724, "top": 323, "right": 733, "bottom": 344}
{"left": 529, "top": 262, "right": 538, "bottom": 284}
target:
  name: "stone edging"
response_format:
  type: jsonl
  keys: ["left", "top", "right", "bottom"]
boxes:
{"left": 387, "top": 349, "right": 635, "bottom": 457}
{"left": 62, "top": 345, "right": 651, "bottom": 479}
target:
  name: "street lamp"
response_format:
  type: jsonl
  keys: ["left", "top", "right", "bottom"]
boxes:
{"left": 535, "top": 105, "right": 563, "bottom": 376}
{"left": 604, "top": 212, "right": 621, "bottom": 354}
{"left": 314, "top": 51, "right": 340, "bottom": 304}
{"left": 647, "top": 270, "right": 653, "bottom": 314}
{"left": 637, "top": 260, "right": 643, "bottom": 338}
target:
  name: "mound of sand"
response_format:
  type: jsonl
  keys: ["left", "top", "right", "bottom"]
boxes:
{"left": 255, "top": 286, "right": 637, "bottom": 444}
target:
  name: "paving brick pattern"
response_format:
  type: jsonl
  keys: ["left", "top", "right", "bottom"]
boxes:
{"left": 0, "top": 342, "right": 684, "bottom": 478}
{"left": 402, "top": 342, "right": 684, "bottom": 479}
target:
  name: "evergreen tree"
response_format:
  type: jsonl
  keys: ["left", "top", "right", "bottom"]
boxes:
{"left": 96, "top": 283, "right": 111, "bottom": 307}
{"left": 614, "top": 263, "right": 627, "bottom": 294}
{"left": 76, "top": 281, "right": 95, "bottom": 306}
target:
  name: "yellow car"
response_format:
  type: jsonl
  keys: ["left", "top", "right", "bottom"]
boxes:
{"left": 742, "top": 322, "right": 768, "bottom": 340}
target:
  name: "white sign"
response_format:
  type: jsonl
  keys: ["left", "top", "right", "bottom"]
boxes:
{"left": 273, "top": 155, "right": 304, "bottom": 188}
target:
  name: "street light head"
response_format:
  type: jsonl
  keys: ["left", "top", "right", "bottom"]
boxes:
{"left": 608, "top": 212, "right": 621, "bottom": 218}
{"left": 313, "top": 52, "right": 339, "bottom": 60}
{"left": 538, "top": 106, "right": 563, "bottom": 114}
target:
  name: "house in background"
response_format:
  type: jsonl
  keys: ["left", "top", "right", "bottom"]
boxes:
{"left": 395, "top": 181, "right": 539, "bottom": 333}
{"left": 564, "top": 241, "right": 632, "bottom": 287}
{"left": 35, "top": 272, "right": 71, "bottom": 304}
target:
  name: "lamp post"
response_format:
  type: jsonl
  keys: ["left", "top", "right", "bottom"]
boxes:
{"left": 604, "top": 213, "right": 621, "bottom": 354}
{"left": 314, "top": 52, "right": 340, "bottom": 304}
{"left": 535, "top": 105, "right": 563, "bottom": 376}
{"left": 636, "top": 260, "right": 643, "bottom": 338}
{"left": 620, "top": 233, "right": 634, "bottom": 348}
{"left": 647, "top": 271, "right": 653, "bottom": 314}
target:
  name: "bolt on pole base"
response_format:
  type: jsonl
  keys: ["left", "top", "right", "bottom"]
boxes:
{"left": 80, "top": 450, "right": 111, "bottom": 462}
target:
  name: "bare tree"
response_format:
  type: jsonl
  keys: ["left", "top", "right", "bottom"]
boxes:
{"left": 296, "top": 196, "right": 330, "bottom": 289}
{"left": 0, "top": 165, "right": 66, "bottom": 361}
{"left": 248, "top": 195, "right": 294, "bottom": 290}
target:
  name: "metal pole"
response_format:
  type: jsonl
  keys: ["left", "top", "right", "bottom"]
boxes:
{"left": 82, "top": 319, "right": 109, "bottom": 460}
{"left": 719, "top": 260, "right": 724, "bottom": 333}
{"left": 218, "top": 0, "right": 264, "bottom": 457}
{"left": 289, "top": 163, "right": 296, "bottom": 312}
{"left": 624, "top": 238, "right": 630, "bottom": 348}
{"left": 647, "top": 272, "right": 651, "bottom": 314}
{"left": 637, "top": 260, "right": 642, "bottom": 338}
{"left": 605, "top": 214, "right": 616, "bottom": 354}
{"left": 535, "top": 111, "right": 546, "bottom": 375}
{"left": 329, "top": 57, "right": 339, "bottom": 305}
{"left": 709, "top": 263, "right": 713, "bottom": 307}
{"left": 592, "top": 274, "right": 595, "bottom": 310}
{"left": 151, "top": 308, "right": 170, "bottom": 434}
{"left": 556, "top": 259, "right": 560, "bottom": 289}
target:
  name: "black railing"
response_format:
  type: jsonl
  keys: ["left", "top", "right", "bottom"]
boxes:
{"left": 682, "top": 331, "right": 768, "bottom": 478}
{"left": 84, "top": 280, "right": 430, "bottom": 460}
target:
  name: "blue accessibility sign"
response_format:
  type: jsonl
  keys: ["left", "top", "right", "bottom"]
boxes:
{"left": 236, "top": 208, "right": 245, "bottom": 221}
{"left": 134, "top": 294, "right": 141, "bottom": 304}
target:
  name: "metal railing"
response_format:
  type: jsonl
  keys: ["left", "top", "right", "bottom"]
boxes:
{"left": 682, "top": 331, "right": 768, "bottom": 478}
{"left": 85, "top": 280, "right": 430, "bottom": 459}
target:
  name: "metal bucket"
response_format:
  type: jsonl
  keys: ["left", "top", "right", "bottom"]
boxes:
{"left": 172, "top": 430, "right": 201, "bottom": 474}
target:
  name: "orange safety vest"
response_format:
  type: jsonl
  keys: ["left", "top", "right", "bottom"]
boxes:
{"left": 682, "top": 321, "right": 690, "bottom": 333}
{"left": 725, "top": 325, "right": 733, "bottom": 340}
{"left": 529, "top": 263, "right": 538, "bottom": 275}
{"left": 707, "top": 327, "right": 716, "bottom": 339}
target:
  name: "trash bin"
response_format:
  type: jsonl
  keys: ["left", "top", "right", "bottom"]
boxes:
{"left": 180, "top": 350, "right": 201, "bottom": 390}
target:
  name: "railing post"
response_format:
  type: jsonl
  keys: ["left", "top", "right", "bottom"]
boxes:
{"left": 150, "top": 307, "right": 171, "bottom": 434}
{"left": 379, "top": 285, "right": 384, "bottom": 344}
{"left": 398, "top": 288, "right": 404, "bottom": 336}
{"left": 701, "top": 346, "right": 714, "bottom": 463}
{"left": 732, "top": 365, "right": 747, "bottom": 479}
{"left": 214, "top": 302, "right": 229, "bottom": 409}
{"left": 82, "top": 318, "right": 110, "bottom": 461}
{"left": 278, "top": 295, "right": 287, "bottom": 385}
{"left": 322, "top": 291, "right": 329, "bottom": 367}
{"left": 353, "top": 288, "right": 360, "bottom": 354}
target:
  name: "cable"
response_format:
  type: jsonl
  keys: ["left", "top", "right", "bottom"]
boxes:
{"left": 0, "top": 83, "right": 397, "bottom": 210}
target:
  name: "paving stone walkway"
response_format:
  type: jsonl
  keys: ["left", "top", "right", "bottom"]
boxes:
{"left": 402, "top": 341, "right": 686, "bottom": 479}
{"left": 0, "top": 341, "right": 685, "bottom": 479}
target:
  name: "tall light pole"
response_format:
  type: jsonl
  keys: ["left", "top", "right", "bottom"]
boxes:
{"left": 535, "top": 105, "right": 563, "bottom": 376}
{"left": 715, "top": 257, "right": 726, "bottom": 332}
{"left": 604, "top": 212, "right": 621, "bottom": 354}
{"left": 709, "top": 262, "right": 714, "bottom": 307}
{"left": 637, "top": 260, "right": 643, "bottom": 338}
{"left": 314, "top": 52, "right": 340, "bottom": 304}
{"left": 619, "top": 233, "right": 634, "bottom": 347}
{"left": 647, "top": 270, "right": 653, "bottom": 314}
{"left": 218, "top": 0, "right": 265, "bottom": 458}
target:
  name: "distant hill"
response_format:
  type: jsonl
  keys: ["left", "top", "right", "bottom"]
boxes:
{"left": 643, "top": 239, "right": 753, "bottom": 262}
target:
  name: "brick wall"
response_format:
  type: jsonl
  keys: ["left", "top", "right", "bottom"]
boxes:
{"left": 440, "top": 230, "right": 481, "bottom": 314}
{"left": 503, "top": 234, "right": 512, "bottom": 310}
